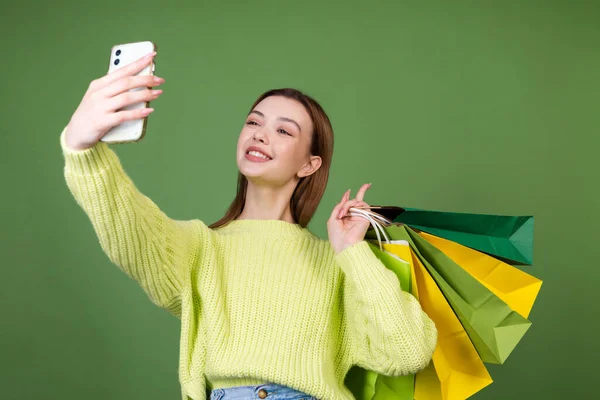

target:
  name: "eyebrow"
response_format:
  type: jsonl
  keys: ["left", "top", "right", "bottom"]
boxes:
{"left": 248, "top": 110, "right": 302, "bottom": 133}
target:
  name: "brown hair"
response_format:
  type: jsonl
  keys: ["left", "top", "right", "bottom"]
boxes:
{"left": 208, "top": 88, "right": 334, "bottom": 229}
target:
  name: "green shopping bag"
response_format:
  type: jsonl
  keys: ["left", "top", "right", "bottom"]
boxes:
{"left": 393, "top": 208, "right": 534, "bottom": 265}
{"left": 345, "top": 243, "right": 415, "bottom": 400}
{"left": 345, "top": 369, "right": 415, "bottom": 400}
{"left": 365, "top": 224, "right": 531, "bottom": 364}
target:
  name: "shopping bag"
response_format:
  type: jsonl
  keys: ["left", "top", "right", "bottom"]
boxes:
{"left": 408, "top": 247, "right": 493, "bottom": 399}
{"left": 417, "top": 231, "right": 542, "bottom": 318}
{"left": 377, "top": 241, "right": 493, "bottom": 399}
{"left": 350, "top": 205, "right": 539, "bottom": 398}
{"left": 370, "top": 224, "right": 532, "bottom": 364}
{"left": 392, "top": 208, "right": 534, "bottom": 265}
{"left": 414, "top": 362, "right": 443, "bottom": 399}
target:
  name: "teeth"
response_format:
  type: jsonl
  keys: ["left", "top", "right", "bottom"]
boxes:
{"left": 248, "top": 150, "right": 270, "bottom": 160}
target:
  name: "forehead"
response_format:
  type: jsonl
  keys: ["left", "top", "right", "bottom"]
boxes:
{"left": 253, "top": 96, "right": 312, "bottom": 132}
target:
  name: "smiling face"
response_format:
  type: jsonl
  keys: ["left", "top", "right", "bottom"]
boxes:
{"left": 236, "top": 95, "right": 322, "bottom": 187}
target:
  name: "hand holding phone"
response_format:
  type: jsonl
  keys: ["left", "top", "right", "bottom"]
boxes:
{"left": 65, "top": 41, "right": 163, "bottom": 150}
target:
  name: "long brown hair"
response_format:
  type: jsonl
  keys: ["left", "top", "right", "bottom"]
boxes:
{"left": 208, "top": 88, "right": 334, "bottom": 229}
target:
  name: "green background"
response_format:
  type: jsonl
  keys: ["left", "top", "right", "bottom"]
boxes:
{"left": 1, "top": 0, "right": 598, "bottom": 399}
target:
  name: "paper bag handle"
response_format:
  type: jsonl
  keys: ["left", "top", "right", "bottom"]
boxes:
{"left": 348, "top": 207, "right": 394, "bottom": 251}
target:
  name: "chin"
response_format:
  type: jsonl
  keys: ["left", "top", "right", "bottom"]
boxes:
{"left": 238, "top": 166, "right": 282, "bottom": 186}
{"left": 237, "top": 162, "right": 264, "bottom": 178}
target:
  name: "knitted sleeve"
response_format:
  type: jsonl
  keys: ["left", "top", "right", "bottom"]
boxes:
{"left": 335, "top": 240, "right": 438, "bottom": 376}
{"left": 59, "top": 126, "right": 199, "bottom": 317}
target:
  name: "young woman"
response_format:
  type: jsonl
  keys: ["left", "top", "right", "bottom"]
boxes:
{"left": 61, "top": 51, "right": 437, "bottom": 400}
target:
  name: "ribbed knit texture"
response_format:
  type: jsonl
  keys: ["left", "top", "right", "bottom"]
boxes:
{"left": 59, "top": 127, "right": 437, "bottom": 400}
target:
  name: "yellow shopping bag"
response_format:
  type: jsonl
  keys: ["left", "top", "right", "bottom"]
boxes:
{"left": 418, "top": 232, "right": 542, "bottom": 318}
{"left": 382, "top": 241, "right": 493, "bottom": 400}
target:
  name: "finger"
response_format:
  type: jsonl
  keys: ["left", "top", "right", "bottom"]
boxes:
{"left": 335, "top": 190, "right": 354, "bottom": 219}
{"left": 329, "top": 190, "right": 351, "bottom": 221}
{"left": 330, "top": 202, "right": 345, "bottom": 222}
{"left": 336, "top": 190, "right": 350, "bottom": 211}
{"left": 341, "top": 200, "right": 371, "bottom": 219}
{"left": 105, "top": 107, "right": 154, "bottom": 127}
{"left": 349, "top": 201, "right": 370, "bottom": 212}
{"left": 340, "top": 189, "right": 350, "bottom": 202}
{"left": 101, "top": 74, "right": 164, "bottom": 98}
{"left": 94, "top": 51, "right": 156, "bottom": 90}
{"left": 355, "top": 183, "right": 371, "bottom": 202}
{"left": 350, "top": 200, "right": 370, "bottom": 208}
{"left": 105, "top": 88, "right": 162, "bottom": 112}
{"left": 338, "top": 199, "right": 360, "bottom": 219}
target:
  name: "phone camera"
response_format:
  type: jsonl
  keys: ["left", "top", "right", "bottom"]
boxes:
{"left": 114, "top": 59, "right": 120, "bottom": 65}
{"left": 116, "top": 49, "right": 121, "bottom": 56}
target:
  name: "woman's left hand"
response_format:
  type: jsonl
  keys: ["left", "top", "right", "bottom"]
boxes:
{"left": 328, "top": 183, "right": 372, "bottom": 255}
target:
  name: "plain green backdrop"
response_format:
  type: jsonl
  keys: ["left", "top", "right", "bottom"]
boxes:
{"left": 1, "top": 0, "right": 598, "bottom": 399}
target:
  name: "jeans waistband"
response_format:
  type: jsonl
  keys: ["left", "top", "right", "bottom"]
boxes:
{"left": 209, "top": 382, "right": 316, "bottom": 400}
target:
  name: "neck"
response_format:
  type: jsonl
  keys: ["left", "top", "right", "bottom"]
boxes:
{"left": 238, "top": 178, "right": 299, "bottom": 223}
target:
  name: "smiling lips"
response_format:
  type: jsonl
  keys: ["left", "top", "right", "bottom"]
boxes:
{"left": 245, "top": 146, "right": 272, "bottom": 162}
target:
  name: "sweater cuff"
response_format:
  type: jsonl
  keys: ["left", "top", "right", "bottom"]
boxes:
{"left": 60, "top": 126, "right": 120, "bottom": 176}
{"left": 334, "top": 240, "right": 397, "bottom": 296}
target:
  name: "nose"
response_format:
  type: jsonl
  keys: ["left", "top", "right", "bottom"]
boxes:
{"left": 252, "top": 127, "right": 269, "bottom": 143}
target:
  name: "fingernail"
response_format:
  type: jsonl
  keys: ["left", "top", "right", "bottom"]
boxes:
{"left": 154, "top": 76, "right": 165, "bottom": 83}
{"left": 144, "top": 51, "right": 156, "bottom": 60}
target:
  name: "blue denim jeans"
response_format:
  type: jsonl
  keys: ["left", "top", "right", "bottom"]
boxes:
{"left": 209, "top": 382, "right": 318, "bottom": 400}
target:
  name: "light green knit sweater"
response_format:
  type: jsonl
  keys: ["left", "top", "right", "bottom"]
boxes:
{"left": 59, "top": 127, "right": 437, "bottom": 400}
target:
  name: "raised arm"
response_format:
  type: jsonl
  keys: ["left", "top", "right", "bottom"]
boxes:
{"left": 60, "top": 49, "right": 200, "bottom": 316}
{"left": 61, "top": 127, "right": 200, "bottom": 316}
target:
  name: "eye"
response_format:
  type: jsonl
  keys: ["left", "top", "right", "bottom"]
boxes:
{"left": 246, "top": 120, "right": 259, "bottom": 126}
{"left": 278, "top": 129, "right": 291, "bottom": 136}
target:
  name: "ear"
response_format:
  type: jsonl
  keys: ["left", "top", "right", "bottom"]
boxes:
{"left": 297, "top": 155, "right": 322, "bottom": 179}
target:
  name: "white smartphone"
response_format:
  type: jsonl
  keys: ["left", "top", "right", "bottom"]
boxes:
{"left": 101, "top": 40, "right": 157, "bottom": 144}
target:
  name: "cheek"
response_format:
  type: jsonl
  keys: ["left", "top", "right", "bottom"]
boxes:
{"left": 236, "top": 130, "right": 250, "bottom": 152}
{"left": 277, "top": 144, "right": 305, "bottom": 167}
